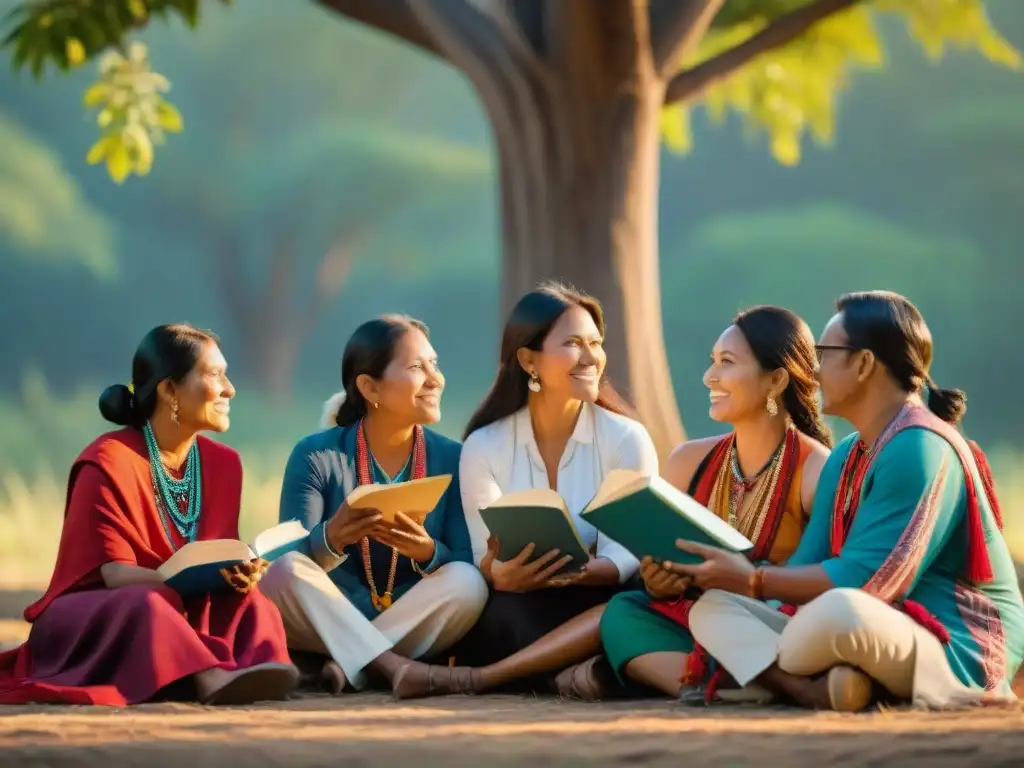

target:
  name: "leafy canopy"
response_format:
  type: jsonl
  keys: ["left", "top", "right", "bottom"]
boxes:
{"left": 2, "top": 0, "right": 1019, "bottom": 179}
{"left": 663, "top": 0, "right": 1020, "bottom": 164}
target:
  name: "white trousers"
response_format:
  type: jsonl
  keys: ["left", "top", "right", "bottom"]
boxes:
{"left": 261, "top": 552, "right": 488, "bottom": 689}
{"left": 689, "top": 588, "right": 985, "bottom": 708}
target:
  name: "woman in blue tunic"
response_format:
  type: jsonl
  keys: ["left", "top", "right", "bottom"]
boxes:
{"left": 664, "top": 291, "right": 1023, "bottom": 710}
{"left": 261, "top": 315, "right": 488, "bottom": 699}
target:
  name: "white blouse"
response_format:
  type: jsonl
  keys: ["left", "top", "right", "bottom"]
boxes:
{"left": 459, "top": 402, "right": 659, "bottom": 583}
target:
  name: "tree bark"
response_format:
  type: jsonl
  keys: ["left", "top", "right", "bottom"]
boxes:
{"left": 472, "top": 42, "right": 687, "bottom": 458}
{"left": 402, "top": 1, "right": 685, "bottom": 458}
{"left": 494, "top": 85, "right": 686, "bottom": 458}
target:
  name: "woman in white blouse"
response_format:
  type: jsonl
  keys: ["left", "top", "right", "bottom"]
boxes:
{"left": 444, "top": 282, "right": 658, "bottom": 697}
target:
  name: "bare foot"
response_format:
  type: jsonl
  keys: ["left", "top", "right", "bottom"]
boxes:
{"left": 321, "top": 660, "right": 347, "bottom": 695}
{"left": 391, "top": 661, "right": 481, "bottom": 700}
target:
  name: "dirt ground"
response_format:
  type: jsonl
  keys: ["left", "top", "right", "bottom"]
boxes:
{"left": 3, "top": 590, "right": 1024, "bottom": 767}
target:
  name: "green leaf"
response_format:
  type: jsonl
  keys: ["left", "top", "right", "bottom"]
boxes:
{"left": 663, "top": 0, "right": 1021, "bottom": 168}
{"left": 83, "top": 82, "right": 110, "bottom": 108}
{"left": 85, "top": 137, "right": 112, "bottom": 165}
{"left": 65, "top": 37, "right": 85, "bottom": 67}
{"left": 155, "top": 100, "right": 183, "bottom": 132}
{"left": 105, "top": 142, "right": 131, "bottom": 184}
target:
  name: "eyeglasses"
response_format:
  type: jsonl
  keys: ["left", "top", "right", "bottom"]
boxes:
{"left": 815, "top": 344, "right": 856, "bottom": 363}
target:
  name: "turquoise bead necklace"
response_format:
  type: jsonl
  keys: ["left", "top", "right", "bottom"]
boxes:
{"left": 144, "top": 421, "right": 202, "bottom": 546}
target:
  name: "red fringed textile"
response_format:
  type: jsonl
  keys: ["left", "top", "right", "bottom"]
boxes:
{"left": 968, "top": 440, "right": 1003, "bottom": 531}
{"left": 901, "top": 599, "right": 952, "bottom": 644}
{"left": 654, "top": 430, "right": 801, "bottom": 695}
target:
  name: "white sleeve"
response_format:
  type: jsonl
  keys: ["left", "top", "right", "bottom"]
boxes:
{"left": 458, "top": 434, "right": 504, "bottom": 567}
{"left": 595, "top": 422, "right": 660, "bottom": 583}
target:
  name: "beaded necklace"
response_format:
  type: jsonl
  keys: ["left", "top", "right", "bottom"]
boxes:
{"left": 354, "top": 420, "right": 426, "bottom": 612}
{"left": 144, "top": 421, "right": 202, "bottom": 548}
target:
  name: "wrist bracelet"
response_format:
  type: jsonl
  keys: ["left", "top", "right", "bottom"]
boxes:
{"left": 749, "top": 566, "right": 766, "bottom": 600}
{"left": 322, "top": 524, "right": 345, "bottom": 559}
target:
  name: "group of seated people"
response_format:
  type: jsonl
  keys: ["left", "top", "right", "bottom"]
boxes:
{"left": 0, "top": 284, "right": 1020, "bottom": 711}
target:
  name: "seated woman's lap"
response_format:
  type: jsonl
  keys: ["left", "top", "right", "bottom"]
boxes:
{"left": 600, "top": 591, "right": 695, "bottom": 679}
{"left": 446, "top": 584, "right": 622, "bottom": 668}
{"left": 28, "top": 584, "right": 288, "bottom": 697}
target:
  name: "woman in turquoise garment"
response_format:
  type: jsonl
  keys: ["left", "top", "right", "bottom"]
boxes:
{"left": 260, "top": 315, "right": 488, "bottom": 699}
{"left": 661, "top": 291, "right": 1023, "bottom": 711}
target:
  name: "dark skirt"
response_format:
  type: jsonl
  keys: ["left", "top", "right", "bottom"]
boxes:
{"left": 0, "top": 583, "right": 291, "bottom": 706}
{"left": 446, "top": 581, "right": 635, "bottom": 668}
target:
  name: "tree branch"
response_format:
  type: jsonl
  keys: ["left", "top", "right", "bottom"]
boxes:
{"left": 649, "top": 0, "right": 727, "bottom": 75}
{"left": 664, "top": 0, "right": 865, "bottom": 105}
{"left": 315, "top": 0, "right": 445, "bottom": 60}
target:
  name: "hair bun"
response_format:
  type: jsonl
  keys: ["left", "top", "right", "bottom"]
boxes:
{"left": 320, "top": 391, "right": 347, "bottom": 429}
{"left": 927, "top": 385, "right": 967, "bottom": 426}
{"left": 98, "top": 384, "right": 136, "bottom": 426}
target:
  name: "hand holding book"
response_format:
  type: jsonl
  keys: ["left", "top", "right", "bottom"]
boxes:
{"left": 371, "top": 512, "right": 436, "bottom": 564}
{"left": 660, "top": 539, "right": 755, "bottom": 595}
{"left": 482, "top": 535, "right": 577, "bottom": 592}
{"left": 219, "top": 558, "right": 270, "bottom": 594}
{"left": 326, "top": 500, "right": 384, "bottom": 553}
{"left": 639, "top": 555, "right": 689, "bottom": 600}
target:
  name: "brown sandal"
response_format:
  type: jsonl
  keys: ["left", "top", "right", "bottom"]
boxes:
{"left": 391, "top": 661, "right": 481, "bottom": 700}
{"left": 321, "top": 660, "right": 348, "bottom": 695}
{"left": 555, "top": 655, "right": 610, "bottom": 702}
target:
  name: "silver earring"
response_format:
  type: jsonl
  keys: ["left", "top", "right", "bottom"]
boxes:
{"left": 527, "top": 371, "right": 541, "bottom": 393}
{"left": 171, "top": 400, "right": 181, "bottom": 427}
{"left": 766, "top": 395, "right": 779, "bottom": 417}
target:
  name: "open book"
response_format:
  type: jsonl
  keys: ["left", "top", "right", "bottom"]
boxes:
{"left": 345, "top": 474, "right": 452, "bottom": 524}
{"left": 580, "top": 469, "right": 754, "bottom": 564}
{"left": 479, "top": 489, "right": 592, "bottom": 577}
{"left": 158, "top": 520, "right": 309, "bottom": 596}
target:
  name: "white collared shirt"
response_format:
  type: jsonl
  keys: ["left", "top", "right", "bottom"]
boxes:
{"left": 459, "top": 402, "right": 659, "bottom": 583}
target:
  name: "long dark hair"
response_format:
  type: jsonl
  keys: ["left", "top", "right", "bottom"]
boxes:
{"left": 836, "top": 290, "right": 965, "bottom": 425}
{"left": 326, "top": 314, "right": 429, "bottom": 428}
{"left": 98, "top": 323, "right": 218, "bottom": 428}
{"left": 733, "top": 306, "right": 832, "bottom": 447}
{"left": 463, "top": 282, "right": 635, "bottom": 440}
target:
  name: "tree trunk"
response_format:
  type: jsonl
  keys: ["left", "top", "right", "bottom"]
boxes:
{"left": 242, "top": 323, "right": 303, "bottom": 404}
{"left": 494, "top": 79, "right": 686, "bottom": 458}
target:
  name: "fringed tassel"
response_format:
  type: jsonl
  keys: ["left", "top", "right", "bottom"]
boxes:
{"left": 964, "top": 486, "right": 994, "bottom": 584}
{"left": 969, "top": 440, "right": 1004, "bottom": 531}
{"left": 682, "top": 646, "right": 707, "bottom": 686}
{"left": 901, "top": 600, "right": 951, "bottom": 644}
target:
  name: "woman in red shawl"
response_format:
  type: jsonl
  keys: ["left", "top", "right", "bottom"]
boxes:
{"left": 0, "top": 324, "right": 297, "bottom": 706}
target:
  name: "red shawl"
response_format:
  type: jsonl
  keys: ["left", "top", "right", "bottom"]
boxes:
{"left": 649, "top": 429, "right": 802, "bottom": 694}
{"left": 21, "top": 428, "right": 243, "bottom": 623}
{"left": 821, "top": 405, "right": 1004, "bottom": 643}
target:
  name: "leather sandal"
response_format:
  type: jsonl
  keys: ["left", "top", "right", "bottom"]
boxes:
{"left": 554, "top": 655, "right": 610, "bottom": 702}
{"left": 391, "top": 661, "right": 481, "bottom": 700}
{"left": 826, "top": 665, "right": 873, "bottom": 712}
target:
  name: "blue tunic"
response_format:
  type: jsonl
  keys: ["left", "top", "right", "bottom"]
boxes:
{"left": 789, "top": 421, "right": 1024, "bottom": 696}
{"left": 279, "top": 423, "right": 472, "bottom": 620}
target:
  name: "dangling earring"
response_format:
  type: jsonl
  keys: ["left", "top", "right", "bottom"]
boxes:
{"left": 171, "top": 400, "right": 181, "bottom": 427}
{"left": 766, "top": 395, "right": 779, "bottom": 417}
{"left": 527, "top": 370, "right": 542, "bottom": 393}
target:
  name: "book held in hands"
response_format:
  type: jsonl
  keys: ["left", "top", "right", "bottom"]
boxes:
{"left": 158, "top": 520, "right": 310, "bottom": 596}
{"left": 478, "top": 469, "right": 753, "bottom": 572}
{"left": 159, "top": 475, "right": 453, "bottom": 596}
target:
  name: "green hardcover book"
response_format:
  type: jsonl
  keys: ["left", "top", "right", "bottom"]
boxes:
{"left": 478, "top": 489, "right": 591, "bottom": 577}
{"left": 579, "top": 469, "right": 753, "bottom": 565}
{"left": 158, "top": 520, "right": 309, "bottom": 597}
